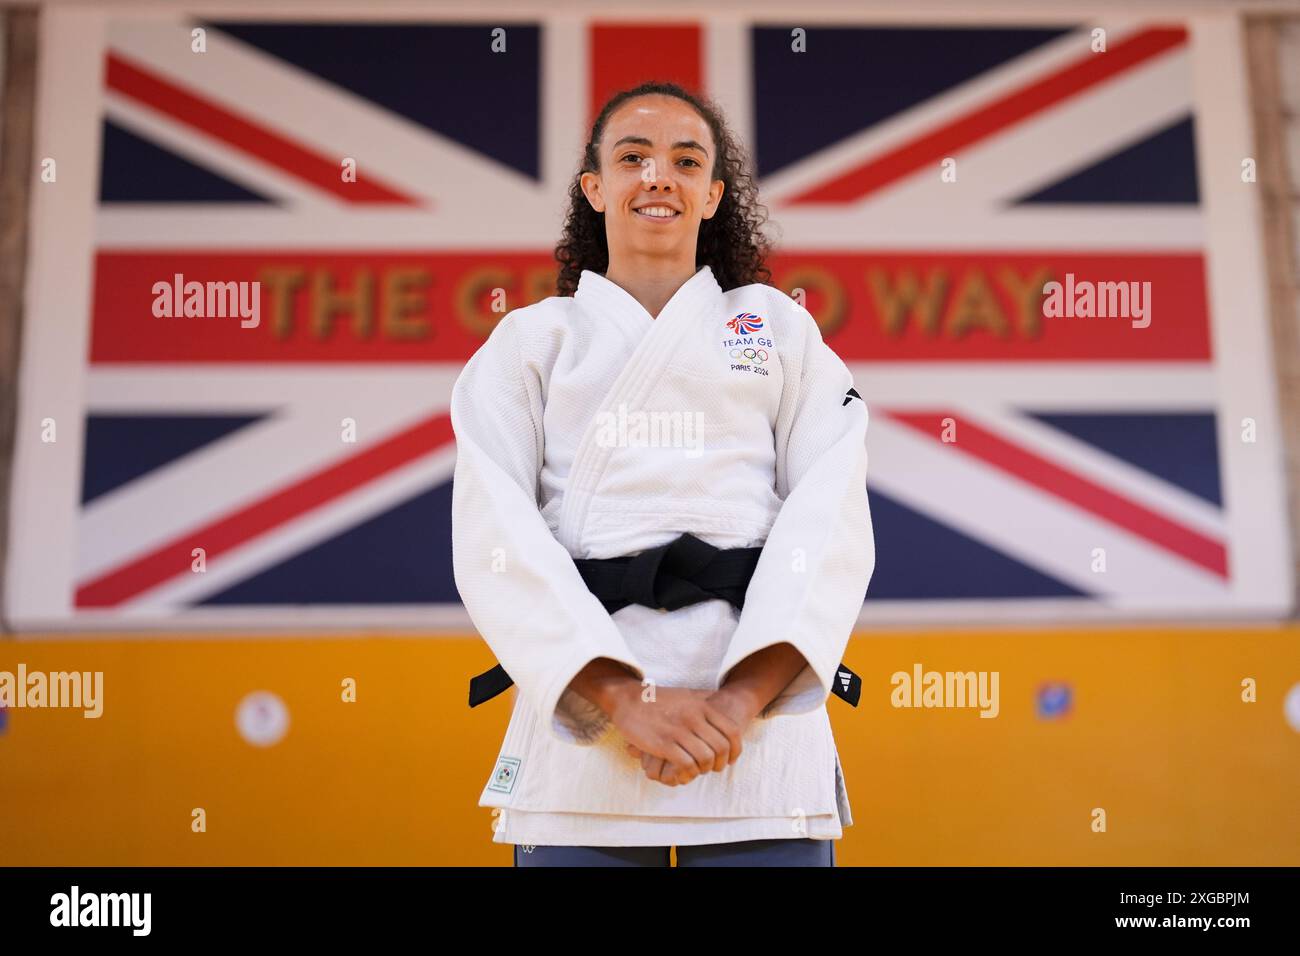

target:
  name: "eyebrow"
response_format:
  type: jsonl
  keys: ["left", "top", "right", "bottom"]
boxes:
{"left": 611, "top": 135, "right": 710, "bottom": 156}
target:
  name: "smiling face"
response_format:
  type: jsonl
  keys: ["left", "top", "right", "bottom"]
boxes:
{"left": 580, "top": 94, "right": 726, "bottom": 265}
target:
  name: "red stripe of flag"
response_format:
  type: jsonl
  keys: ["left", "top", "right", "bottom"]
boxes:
{"left": 588, "top": 23, "right": 703, "bottom": 130}
{"left": 886, "top": 411, "right": 1228, "bottom": 578}
{"left": 789, "top": 27, "right": 1188, "bottom": 204}
{"left": 75, "top": 413, "right": 454, "bottom": 607}
{"left": 105, "top": 52, "right": 419, "bottom": 205}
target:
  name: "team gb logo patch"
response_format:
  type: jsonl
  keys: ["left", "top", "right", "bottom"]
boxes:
{"left": 722, "top": 311, "right": 774, "bottom": 376}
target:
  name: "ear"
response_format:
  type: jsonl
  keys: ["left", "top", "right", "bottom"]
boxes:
{"left": 701, "top": 178, "right": 726, "bottom": 220}
{"left": 579, "top": 170, "right": 606, "bottom": 214}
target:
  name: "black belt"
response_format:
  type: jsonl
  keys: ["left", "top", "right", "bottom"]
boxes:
{"left": 467, "top": 532, "right": 861, "bottom": 709}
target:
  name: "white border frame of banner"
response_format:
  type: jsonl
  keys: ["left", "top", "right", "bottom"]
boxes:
{"left": 1182, "top": 14, "right": 1293, "bottom": 619}
{"left": 3, "top": 6, "right": 1293, "bottom": 632}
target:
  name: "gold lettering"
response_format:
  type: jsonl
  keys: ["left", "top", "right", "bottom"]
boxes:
{"left": 382, "top": 267, "right": 432, "bottom": 339}
{"left": 457, "top": 268, "right": 514, "bottom": 339}
{"left": 779, "top": 266, "right": 847, "bottom": 338}
{"left": 311, "top": 269, "right": 374, "bottom": 339}
{"left": 868, "top": 268, "right": 947, "bottom": 337}
{"left": 946, "top": 270, "right": 1007, "bottom": 339}
{"left": 257, "top": 267, "right": 306, "bottom": 339}
{"left": 997, "top": 266, "right": 1054, "bottom": 339}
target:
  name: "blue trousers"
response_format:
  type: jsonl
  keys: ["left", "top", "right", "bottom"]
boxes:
{"left": 513, "top": 838, "right": 835, "bottom": 867}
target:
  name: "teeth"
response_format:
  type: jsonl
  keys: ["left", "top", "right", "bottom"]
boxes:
{"left": 637, "top": 206, "right": 678, "bottom": 218}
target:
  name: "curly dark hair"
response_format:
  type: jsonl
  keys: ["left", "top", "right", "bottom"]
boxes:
{"left": 554, "top": 81, "right": 773, "bottom": 296}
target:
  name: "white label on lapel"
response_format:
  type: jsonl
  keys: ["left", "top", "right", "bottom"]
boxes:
{"left": 721, "top": 311, "right": 774, "bottom": 377}
{"left": 488, "top": 756, "right": 521, "bottom": 794}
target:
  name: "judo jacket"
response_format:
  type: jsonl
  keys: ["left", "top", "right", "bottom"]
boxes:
{"left": 449, "top": 264, "right": 875, "bottom": 823}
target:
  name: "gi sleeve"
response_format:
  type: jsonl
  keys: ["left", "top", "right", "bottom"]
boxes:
{"left": 450, "top": 312, "right": 647, "bottom": 746}
{"left": 714, "top": 301, "right": 875, "bottom": 718}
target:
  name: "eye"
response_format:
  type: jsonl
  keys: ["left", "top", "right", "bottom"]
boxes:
{"left": 678, "top": 157, "right": 702, "bottom": 168}
{"left": 620, "top": 152, "right": 645, "bottom": 164}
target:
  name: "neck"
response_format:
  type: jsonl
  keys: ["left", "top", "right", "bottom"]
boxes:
{"left": 602, "top": 255, "right": 700, "bottom": 319}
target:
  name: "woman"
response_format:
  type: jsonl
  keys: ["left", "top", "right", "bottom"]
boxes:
{"left": 450, "top": 81, "right": 875, "bottom": 867}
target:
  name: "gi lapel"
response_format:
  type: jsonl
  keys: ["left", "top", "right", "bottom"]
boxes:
{"left": 558, "top": 265, "right": 723, "bottom": 554}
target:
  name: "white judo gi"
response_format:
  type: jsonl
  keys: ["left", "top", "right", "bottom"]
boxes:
{"left": 450, "top": 264, "right": 875, "bottom": 847}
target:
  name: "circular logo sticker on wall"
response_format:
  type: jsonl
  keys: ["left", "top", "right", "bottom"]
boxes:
{"left": 1284, "top": 682, "right": 1300, "bottom": 735}
{"left": 235, "top": 690, "right": 290, "bottom": 747}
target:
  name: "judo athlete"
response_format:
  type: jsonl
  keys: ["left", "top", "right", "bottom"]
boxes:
{"left": 451, "top": 81, "right": 875, "bottom": 867}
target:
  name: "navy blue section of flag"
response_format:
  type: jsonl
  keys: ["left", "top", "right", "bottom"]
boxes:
{"left": 1014, "top": 116, "right": 1199, "bottom": 205}
{"left": 1027, "top": 412, "right": 1221, "bottom": 505}
{"left": 208, "top": 21, "right": 544, "bottom": 179}
{"left": 99, "top": 120, "right": 274, "bottom": 203}
{"left": 83, "top": 414, "right": 268, "bottom": 504}
{"left": 864, "top": 490, "right": 1087, "bottom": 599}
{"left": 751, "top": 25, "right": 1073, "bottom": 177}
{"left": 197, "top": 483, "right": 460, "bottom": 605}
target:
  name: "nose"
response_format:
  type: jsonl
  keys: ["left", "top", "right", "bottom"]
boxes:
{"left": 641, "top": 156, "right": 676, "bottom": 191}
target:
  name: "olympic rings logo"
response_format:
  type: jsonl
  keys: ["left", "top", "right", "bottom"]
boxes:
{"left": 729, "top": 347, "right": 769, "bottom": 365}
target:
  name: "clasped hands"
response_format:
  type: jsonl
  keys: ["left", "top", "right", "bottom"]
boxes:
{"left": 607, "top": 684, "right": 764, "bottom": 787}
{"left": 568, "top": 644, "right": 808, "bottom": 787}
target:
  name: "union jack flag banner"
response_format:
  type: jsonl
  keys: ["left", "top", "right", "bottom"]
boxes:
{"left": 6, "top": 9, "right": 1291, "bottom": 629}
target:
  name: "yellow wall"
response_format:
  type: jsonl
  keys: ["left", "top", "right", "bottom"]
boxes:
{"left": 1, "top": 625, "right": 1297, "bottom": 865}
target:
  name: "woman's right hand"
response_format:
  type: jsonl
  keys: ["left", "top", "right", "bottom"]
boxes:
{"left": 607, "top": 686, "right": 743, "bottom": 786}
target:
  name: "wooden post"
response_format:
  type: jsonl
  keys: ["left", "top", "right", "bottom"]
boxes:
{"left": 1244, "top": 16, "right": 1300, "bottom": 616}
{"left": 0, "top": 7, "right": 38, "bottom": 634}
